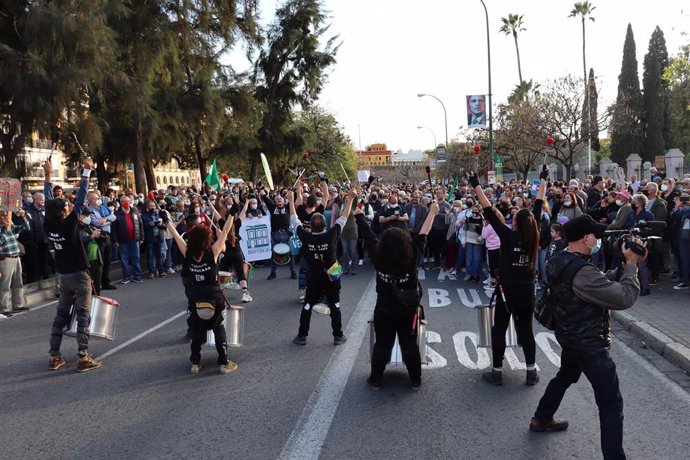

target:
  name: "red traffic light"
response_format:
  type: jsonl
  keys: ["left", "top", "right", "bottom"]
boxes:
{"left": 473, "top": 144, "right": 481, "bottom": 154}
{"left": 546, "top": 137, "right": 554, "bottom": 147}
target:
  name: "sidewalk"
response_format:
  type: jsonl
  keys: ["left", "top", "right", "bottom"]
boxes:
{"left": 612, "top": 276, "right": 690, "bottom": 374}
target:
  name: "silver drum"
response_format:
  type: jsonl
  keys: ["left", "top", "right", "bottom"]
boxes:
{"left": 476, "top": 305, "right": 519, "bottom": 348}
{"left": 65, "top": 296, "right": 119, "bottom": 341}
{"left": 369, "top": 318, "right": 428, "bottom": 365}
{"left": 207, "top": 305, "right": 245, "bottom": 348}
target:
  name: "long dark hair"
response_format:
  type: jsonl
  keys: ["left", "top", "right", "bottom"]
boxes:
{"left": 377, "top": 227, "right": 413, "bottom": 276}
{"left": 187, "top": 225, "right": 212, "bottom": 259}
{"left": 45, "top": 198, "right": 67, "bottom": 225}
{"left": 513, "top": 208, "right": 540, "bottom": 269}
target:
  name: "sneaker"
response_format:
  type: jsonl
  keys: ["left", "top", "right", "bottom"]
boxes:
{"left": 133, "top": 279, "right": 143, "bottom": 284}
{"left": 673, "top": 283, "right": 689, "bottom": 290}
{"left": 76, "top": 354, "right": 102, "bottom": 373}
{"left": 358, "top": 259, "right": 364, "bottom": 266}
{"left": 293, "top": 335, "right": 307, "bottom": 346}
{"left": 526, "top": 369, "right": 540, "bottom": 386}
{"left": 101, "top": 284, "right": 117, "bottom": 290}
{"left": 660, "top": 270, "right": 672, "bottom": 277}
{"left": 649, "top": 279, "right": 659, "bottom": 286}
{"left": 12, "top": 306, "right": 29, "bottom": 312}
{"left": 120, "top": 279, "right": 131, "bottom": 285}
{"left": 483, "top": 276, "right": 492, "bottom": 284}
{"left": 482, "top": 370, "right": 503, "bottom": 386}
{"left": 191, "top": 362, "right": 202, "bottom": 374}
{"left": 411, "top": 381, "right": 421, "bottom": 392}
{"left": 334, "top": 335, "right": 347, "bottom": 346}
{"left": 267, "top": 273, "right": 277, "bottom": 280}
{"left": 160, "top": 272, "right": 169, "bottom": 278}
{"left": 529, "top": 417, "right": 569, "bottom": 432}
{"left": 366, "top": 377, "right": 382, "bottom": 391}
{"left": 291, "top": 272, "right": 298, "bottom": 279}
{"left": 219, "top": 360, "right": 238, "bottom": 374}
{"left": 241, "top": 291, "right": 253, "bottom": 303}
{"left": 168, "top": 268, "right": 176, "bottom": 274}
{"left": 640, "top": 288, "right": 650, "bottom": 297}
{"left": 49, "top": 355, "right": 66, "bottom": 371}
{"left": 1, "top": 310, "right": 14, "bottom": 318}
{"left": 147, "top": 272, "right": 155, "bottom": 280}
{"left": 297, "top": 289, "right": 306, "bottom": 303}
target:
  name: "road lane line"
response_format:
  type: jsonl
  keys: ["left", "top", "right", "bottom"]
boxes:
{"left": 98, "top": 310, "right": 187, "bottom": 360}
{"left": 279, "top": 276, "right": 377, "bottom": 460}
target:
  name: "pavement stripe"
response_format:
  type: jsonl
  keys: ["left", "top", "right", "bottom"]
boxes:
{"left": 279, "top": 276, "right": 377, "bottom": 460}
{"left": 98, "top": 310, "right": 187, "bottom": 360}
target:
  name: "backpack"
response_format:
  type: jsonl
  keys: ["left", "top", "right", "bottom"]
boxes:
{"left": 534, "top": 256, "right": 583, "bottom": 330}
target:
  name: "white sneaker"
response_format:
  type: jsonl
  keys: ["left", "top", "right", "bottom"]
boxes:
{"left": 168, "top": 268, "right": 176, "bottom": 274}
{"left": 298, "top": 289, "right": 306, "bottom": 303}
{"left": 241, "top": 291, "right": 253, "bottom": 303}
{"left": 358, "top": 259, "right": 364, "bottom": 266}
{"left": 483, "top": 276, "right": 492, "bottom": 284}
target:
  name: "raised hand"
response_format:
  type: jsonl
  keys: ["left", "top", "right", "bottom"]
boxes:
{"left": 467, "top": 171, "right": 480, "bottom": 189}
{"left": 83, "top": 156, "right": 94, "bottom": 170}
{"left": 539, "top": 164, "right": 549, "bottom": 180}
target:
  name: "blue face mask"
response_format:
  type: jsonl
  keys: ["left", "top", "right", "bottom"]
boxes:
{"left": 588, "top": 236, "right": 602, "bottom": 255}
{"left": 26, "top": 197, "right": 34, "bottom": 205}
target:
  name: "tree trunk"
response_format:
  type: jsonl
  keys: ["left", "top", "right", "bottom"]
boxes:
{"left": 133, "top": 120, "right": 147, "bottom": 194}
{"left": 144, "top": 153, "right": 157, "bottom": 192}
{"left": 250, "top": 151, "right": 260, "bottom": 183}
{"left": 96, "top": 155, "right": 110, "bottom": 193}
{"left": 195, "top": 133, "right": 207, "bottom": 186}
{"left": 514, "top": 33, "right": 523, "bottom": 84}
{"left": 0, "top": 142, "right": 21, "bottom": 177}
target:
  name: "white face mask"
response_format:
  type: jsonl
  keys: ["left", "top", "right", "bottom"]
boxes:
{"left": 250, "top": 204, "right": 258, "bottom": 210}
{"left": 563, "top": 201, "right": 573, "bottom": 207}
{"left": 587, "top": 235, "right": 602, "bottom": 255}
{"left": 661, "top": 184, "right": 669, "bottom": 192}
{"left": 615, "top": 199, "right": 623, "bottom": 206}
{"left": 80, "top": 217, "right": 91, "bottom": 225}
{"left": 96, "top": 199, "right": 102, "bottom": 206}
{"left": 389, "top": 203, "right": 398, "bottom": 208}
{"left": 316, "top": 199, "right": 322, "bottom": 206}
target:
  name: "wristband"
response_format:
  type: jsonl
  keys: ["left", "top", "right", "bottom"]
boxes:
{"left": 82, "top": 168, "right": 92, "bottom": 177}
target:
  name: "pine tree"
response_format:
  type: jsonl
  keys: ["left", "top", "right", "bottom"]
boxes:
{"left": 642, "top": 26, "right": 669, "bottom": 158}
{"left": 580, "top": 68, "right": 600, "bottom": 151}
{"left": 610, "top": 24, "right": 643, "bottom": 165}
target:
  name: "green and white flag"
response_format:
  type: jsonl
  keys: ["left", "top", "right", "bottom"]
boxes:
{"left": 204, "top": 159, "right": 220, "bottom": 191}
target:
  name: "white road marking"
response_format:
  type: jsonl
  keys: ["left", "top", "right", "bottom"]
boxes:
{"left": 428, "top": 288, "right": 451, "bottom": 308}
{"left": 98, "top": 310, "right": 187, "bottom": 360}
{"left": 279, "top": 277, "right": 377, "bottom": 460}
{"left": 28, "top": 299, "right": 58, "bottom": 312}
{"left": 417, "top": 268, "right": 425, "bottom": 280}
{"left": 424, "top": 330, "right": 447, "bottom": 369}
{"left": 457, "top": 288, "right": 483, "bottom": 308}
{"left": 453, "top": 331, "right": 491, "bottom": 369}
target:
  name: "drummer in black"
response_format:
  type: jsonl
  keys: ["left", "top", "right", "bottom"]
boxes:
{"left": 166, "top": 210, "right": 236, "bottom": 374}
{"left": 44, "top": 157, "right": 102, "bottom": 373}
{"left": 288, "top": 187, "right": 356, "bottom": 346}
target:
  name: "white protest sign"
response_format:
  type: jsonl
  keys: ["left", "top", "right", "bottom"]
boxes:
{"left": 357, "top": 170, "right": 370, "bottom": 183}
{"left": 239, "top": 215, "right": 272, "bottom": 262}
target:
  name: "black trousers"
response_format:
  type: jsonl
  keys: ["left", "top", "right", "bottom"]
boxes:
{"left": 100, "top": 237, "right": 112, "bottom": 286}
{"left": 188, "top": 314, "right": 228, "bottom": 364}
{"left": 298, "top": 275, "right": 342, "bottom": 337}
{"left": 428, "top": 228, "right": 447, "bottom": 263}
{"left": 491, "top": 283, "right": 536, "bottom": 368}
{"left": 370, "top": 306, "right": 421, "bottom": 385}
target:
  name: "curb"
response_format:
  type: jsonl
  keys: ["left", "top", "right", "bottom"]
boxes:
{"left": 612, "top": 310, "right": 690, "bottom": 375}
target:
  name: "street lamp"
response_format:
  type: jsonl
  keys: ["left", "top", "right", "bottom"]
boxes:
{"left": 478, "top": 0, "right": 494, "bottom": 171}
{"left": 417, "top": 93, "right": 449, "bottom": 184}
{"left": 416, "top": 126, "right": 437, "bottom": 150}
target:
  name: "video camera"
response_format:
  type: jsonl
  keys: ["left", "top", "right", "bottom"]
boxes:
{"left": 604, "top": 221, "right": 666, "bottom": 256}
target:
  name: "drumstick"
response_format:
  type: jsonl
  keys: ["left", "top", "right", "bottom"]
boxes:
{"left": 293, "top": 169, "right": 305, "bottom": 189}
{"left": 340, "top": 163, "right": 350, "bottom": 183}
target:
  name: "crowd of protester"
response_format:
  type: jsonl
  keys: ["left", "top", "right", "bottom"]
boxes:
{"left": 2, "top": 161, "right": 690, "bottom": 318}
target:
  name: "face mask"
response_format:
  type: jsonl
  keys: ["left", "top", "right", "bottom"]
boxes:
{"left": 250, "top": 204, "right": 258, "bottom": 210}
{"left": 661, "top": 184, "right": 669, "bottom": 192}
{"left": 389, "top": 203, "right": 398, "bottom": 208}
{"left": 122, "top": 202, "right": 131, "bottom": 209}
{"left": 523, "top": 193, "right": 529, "bottom": 198}
{"left": 210, "top": 200, "right": 216, "bottom": 205}
{"left": 316, "top": 199, "right": 322, "bottom": 206}
{"left": 26, "top": 197, "right": 33, "bottom": 205}
{"left": 96, "top": 199, "right": 103, "bottom": 206}
{"left": 80, "top": 217, "right": 91, "bottom": 225}
{"left": 466, "top": 202, "right": 474, "bottom": 208}
{"left": 587, "top": 236, "right": 602, "bottom": 255}
{"left": 563, "top": 201, "right": 572, "bottom": 207}
{"left": 380, "top": 199, "right": 388, "bottom": 206}
{"left": 517, "top": 188, "right": 523, "bottom": 193}
{"left": 108, "top": 206, "right": 115, "bottom": 213}
{"left": 615, "top": 199, "right": 623, "bottom": 206}
{"left": 148, "top": 207, "right": 156, "bottom": 212}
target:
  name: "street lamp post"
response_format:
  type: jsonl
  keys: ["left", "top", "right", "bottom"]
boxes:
{"left": 416, "top": 126, "right": 437, "bottom": 150}
{"left": 478, "top": 0, "right": 494, "bottom": 172}
{"left": 417, "top": 93, "right": 448, "bottom": 183}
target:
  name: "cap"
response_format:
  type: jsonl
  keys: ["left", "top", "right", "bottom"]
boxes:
{"left": 563, "top": 215, "right": 607, "bottom": 242}
{"left": 614, "top": 190, "right": 630, "bottom": 199}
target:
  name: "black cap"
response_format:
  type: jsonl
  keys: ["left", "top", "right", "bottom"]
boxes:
{"left": 563, "top": 215, "right": 607, "bottom": 242}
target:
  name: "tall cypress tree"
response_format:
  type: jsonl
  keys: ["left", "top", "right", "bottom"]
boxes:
{"left": 611, "top": 23, "right": 643, "bottom": 165}
{"left": 642, "top": 26, "right": 669, "bottom": 157}
{"left": 581, "top": 68, "right": 600, "bottom": 151}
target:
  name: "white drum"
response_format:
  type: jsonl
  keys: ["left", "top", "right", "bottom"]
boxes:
{"left": 272, "top": 243, "right": 291, "bottom": 266}
{"left": 369, "top": 319, "right": 428, "bottom": 365}
{"left": 206, "top": 305, "right": 245, "bottom": 348}
{"left": 218, "top": 271, "right": 234, "bottom": 288}
{"left": 65, "top": 296, "right": 119, "bottom": 341}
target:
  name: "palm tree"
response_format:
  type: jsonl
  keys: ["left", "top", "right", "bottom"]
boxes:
{"left": 499, "top": 13, "right": 526, "bottom": 85}
{"left": 569, "top": 1, "right": 596, "bottom": 171}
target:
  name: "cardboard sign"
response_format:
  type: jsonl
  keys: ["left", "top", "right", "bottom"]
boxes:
{"left": 487, "top": 171, "right": 496, "bottom": 185}
{"left": 357, "top": 170, "right": 370, "bottom": 183}
{"left": 0, "top": 178, "right": 22, "bottom": 211}
{"left": 531, "top": 179, "right": 540, "bottom": 195}
{"left": 239, "top": 215, "right": 273, "bottom": 262}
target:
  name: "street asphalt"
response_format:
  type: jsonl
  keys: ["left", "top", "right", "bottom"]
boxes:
{"left": 1, "top": 263, "right": 689, "bottom": 459}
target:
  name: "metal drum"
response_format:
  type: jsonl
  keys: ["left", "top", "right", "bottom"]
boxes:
{"left": 369, "top": 319, "right": 428, "bottom": 365}
{"left": 272, "top": 242, "right": 291, "bottom": 266}
{"left": 66, "top": 296, "right": 119, "bottom": 341}
{"left": 476, "top": 305, "right": 519, "bottom": 348}
{"left": 218, "top": 271, "right": 234, "bottom": 289}
{"left": 206, "top": 305, "right": 245, "bottom": 348}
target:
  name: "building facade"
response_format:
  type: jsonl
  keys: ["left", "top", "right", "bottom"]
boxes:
{"left": 357, "top": 143, "right": 392, "bottom": 168}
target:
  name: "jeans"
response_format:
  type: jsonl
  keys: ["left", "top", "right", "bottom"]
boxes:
{"left": 146, "top": 238, "right": 164, "bottom": 275}
{"left": 270, "top": 231, "right": 296, "bottom": 274}
{"left": 679, "top": 238, "right": 690, "bottom": 284}
{"left": 538, "top": 248, "right": 548, "bottom": 284}
{"left": 455, "top": 242, "right": 466, "bottom": 273}
{"left": 119, "top": 241, "right": 142, "bottom": 281}
{"left": 535, "top": 349, "right": 626, "bottom": 460}
{"left": 164, "top": 238, "right": 173, "bottom": 270}
{"left": 50, "top": 271, "right": 92, "bottom": 356}
{"left": 340, "top": 238, "right": 358, "bottom": 270}
{"left": 465, "top": 242, "right": 484, "bottom": 277}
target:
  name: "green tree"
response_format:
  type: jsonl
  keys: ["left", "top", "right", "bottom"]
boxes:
{"left": 610, "top": 24, "right": 643, "bottom": 165}
{"left": 569, "top": 1, "right": 596, "bottom": 168}
{"left": 662, "top": 42, "right": 690, "bottom": 152}
{"left": 0, "top": 1, "right": 120, "bottom": 176}
{"left": 580, "top": 68, "right": 600, "bottom": 151}
{"left": 249, "top": 0, "right": 340, "bottom": 181}
{"left": 499, "top": 13, "right": 526, "bottom": 86}
{"left": 642, "top": 26, "right": 669, "bottom": 157}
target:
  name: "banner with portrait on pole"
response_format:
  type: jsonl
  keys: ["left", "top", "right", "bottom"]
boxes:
{"left": 466, "top": 94, "right": 487, "bottom": 129}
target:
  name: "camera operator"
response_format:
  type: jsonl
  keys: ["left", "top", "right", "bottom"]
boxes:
{"left": 644, "top": 182, "right": 667, "bottom": 285}
{"left": 531, "top": 215, "right": 642, "bottom": 460}
{"left": 629, "top": 193, "right": 656, "bottom": 296}
{"left": 670, "top": 193, "right": 690, "bottom": 290}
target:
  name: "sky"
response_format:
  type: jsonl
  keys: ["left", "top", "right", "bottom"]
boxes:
{"left": 232, "top": 0, "right": 689, "bottom": 152}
